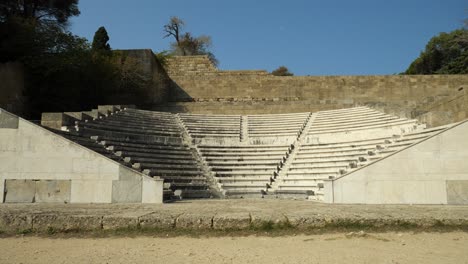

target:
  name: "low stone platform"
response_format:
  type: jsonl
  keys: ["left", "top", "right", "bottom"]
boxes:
{"left": 1, "top": 200, "right": 468, "bottom": 234}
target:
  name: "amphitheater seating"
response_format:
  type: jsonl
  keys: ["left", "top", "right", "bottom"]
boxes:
{"left": 247, "top": 113, "right": 310, "bottom": 144}
{"left": 179, "top": 113, "right": 241, "bottom": 144}
{"left": 304, "top": 107, "right": 423, "bottom": 144}
{"left": 198, "top": 144, "right": 290, "bottom": 197}
{"left": 274, "top": 121, "right": 456, "bottom": 199}
{"left": 57, "top": 108, "right": 212, "bottom": 199}
{"left": 40, "top": 105, "right": 459, "bottom": 201}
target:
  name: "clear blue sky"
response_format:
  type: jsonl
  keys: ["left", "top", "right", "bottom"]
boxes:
{"left": 70, "top": 0, "right": 466, "bottom": 76}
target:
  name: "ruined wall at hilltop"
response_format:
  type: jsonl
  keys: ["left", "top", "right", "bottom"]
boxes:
{"left": 156, "top": 55, "right": 468, "bottom": 126}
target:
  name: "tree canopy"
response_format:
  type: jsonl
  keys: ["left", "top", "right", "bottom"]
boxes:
{"left": 163, "top": 16, "right": 218, "bottom": 66}
{"left": 92, "top": 26, "right": 111, "bottom": 53}
{"left": 404, "top": 27, "right": 468, "bottom": 74}
{"left": 0, "top": 0, "right": 80, "bottom": 25}
{"left": 271, "top": 66, "right": 294, "bottom": 76}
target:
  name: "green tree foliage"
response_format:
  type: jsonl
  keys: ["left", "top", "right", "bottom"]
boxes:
{"left": 92, "top": 26, "right": 111, "bottom": 53}
{"left": 0, "top": 1, "right": 146, "bottom": 119}
{"left": 163, "top": 16, "right": 218, "bottom": 66}
{"left": 271, "top": 66, "right": 294, "bottom": 76}
{"left": 405, "top": 28, "right": 468, "bottom": 74}
{"left": 0, "top": 0, "right": 80, "bottom": 25}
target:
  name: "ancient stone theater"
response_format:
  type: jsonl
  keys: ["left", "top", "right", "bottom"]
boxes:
{"left": 1, "top": 51, "right": 468, "bottom": 204}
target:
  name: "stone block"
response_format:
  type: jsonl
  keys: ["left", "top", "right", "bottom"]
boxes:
{"left": 0, "top": 109, "right": 19, "bottom": 129}
{"left": 111, "top": 180, "right": 142, "bottom": 203}
{"left": 446, "top": 180, "right": 468, "bottom": 205}
{"left": 212, "top": 212, "right": 251, "bottom": 230}
{"left": 4, "top": 179, "right": 35, "bottom": 203}
{"left": 139, "top": 212, "right": 176, "bottom": 229}
{"left": 32, "top": 214, "right": 102, "bottom": 232}
{"left": 175, "top": 213, "right": 213, "bottom": 229}
{"left": 0, "top": 212, "right": 33, "bottom": 232}
{"left": 34, "top": 180, "right": 71, "bottom": 203}
{"left": 102, "top": 215, "right": 139, "bottom": 230}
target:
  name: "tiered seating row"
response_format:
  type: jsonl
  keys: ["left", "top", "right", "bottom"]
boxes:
{"left": 198, "top": 145, "right": 291, "bottom": 197}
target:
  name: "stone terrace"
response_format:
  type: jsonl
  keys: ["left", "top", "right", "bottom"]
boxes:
{"left": 1, "top": 200, "right": 468, "bottom": 233}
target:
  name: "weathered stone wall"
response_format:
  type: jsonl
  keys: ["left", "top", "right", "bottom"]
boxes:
{"left": 161, "top": 56, "right": 468, "bottom": 125}
{"left": 414, "top": 87, "right": 468, "bottom": 127}
{"left": 0, "top": 62, "right": 25, "bottom": 116}
{"left": 111, "top": 49, "right": 171, "bottom": 106}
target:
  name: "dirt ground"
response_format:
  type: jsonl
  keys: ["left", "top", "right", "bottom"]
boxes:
{"left": 1, "top": 232, "right": 467, "bottom": 264}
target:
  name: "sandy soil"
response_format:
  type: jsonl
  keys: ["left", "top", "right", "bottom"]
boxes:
{"left": 1, "top": 232, "right": 467, "bottom": 264}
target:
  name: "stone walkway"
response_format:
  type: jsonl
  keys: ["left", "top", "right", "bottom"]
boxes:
{"left": 1, "top": 199, "right": 468, "bottom": 233}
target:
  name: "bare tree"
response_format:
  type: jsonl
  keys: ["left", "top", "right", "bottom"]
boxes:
{"left": 163, "top": 16, "right": 185, "bottom": 53}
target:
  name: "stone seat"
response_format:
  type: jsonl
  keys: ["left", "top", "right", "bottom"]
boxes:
{"left": 108, "top": 116, "right": 178, "bottom": 125}
{"left": 315, "top": 107, "right": 377, "bottom": 115}
{"left": 216, "top": 171, "right": 274, "bottom": 177}
{"left": 143, "top": 168, "right": 203, "bottom": 177}
{"left": 309, "top": 118, "right": 414, "bottom": 131}
{"left": 285, "top": 173, "right": 338, "bottom": 180}
{"left": 217, "top": 176, "right": 272, "bottom": 182}
{"left": 295, "top": 150, "right": 371, "bottom": 159}
{"left": 249, "top": 132, "right": 299, "bottom": 136}
{"left": 112, "top": 113, "right": 177, "bottom": 123}
{"left": 300, "top": 139, "right": 391, "bottom": 150}
{"left": 205, "top": 156, "right": 283, "bottom": 162}
{"left": 199, "top": 145, "right": 289, "bottom": 151}
{"left": 298, "top": 146, "right": 376, "bottom": 154}
{"left": 110, "top": 145, "right": 192, "bottom": 155}
{"left": 133, "top": 162, "right": 200, "bottom": 170}
{"left": 96, "top": 119, "right": 181, "bottom": 131}
{"left": 275, "top": 184, "right": 319, "bottom": 191}
{"left": 169, "top": 182, "right": 209, "bottom": 189}
{"left": 207, "top": 160, "right": 281, "bottom": 166}
{"left": 190, "top": 134, "right": 240, "bottom": 138}
{"left": 292, "top": 159, "right": 357, "bottom": 166}
{"left": 223, "top": 189, "right": 264, "bottom": 197}
{"left": 78, "top": 122, "right": 181, "bottom": 137}
{"left": 76, "top": 127, "right": 184, "bottom": 144}
{"left": 308, "top": 119, "right": 418, "bottom": 134}
{"left": 162, "top": 176, "right": 208, "bottom": 183}
{"left": 211, "top": 165, "right": 277, "bottom": 171}
{"left": 186, "top": 129, "right": 240, "bottom": 134}
{"left": 130, "top": 159, "right": 198, "bottom": 167}
{"left": 313, "top": 112, "right": 391, "bottom": 124}
{"left": 312, "top": 116, "right": 400, "bottom": 129}
{"left": 248, "top": 121, "right": 306, "bottom": 126}
{"left": 201, "top": 150, "right": 286, "bottom": 156}
{"left": 116, "top": 151, "right": 192, "bottom": 160}
{"left": 249, "top": 126, "right": 302, "bottom": 131}
{"left": 98, "top": 136, "right": 186, "bottom": 148}
{"left": 105, "top": 143, "right": 190, "bottom": 152}
{"left": 221, "top": 183, "right": 267, "bottom": 190}
{"left": 290, "top": 164, "right": 349, "bottom": 170}
{"left": 286, "top": 167, "right": 342, "bottom": 174}
{"left": 178, "top": 189, "right": 212, "bottom": 199}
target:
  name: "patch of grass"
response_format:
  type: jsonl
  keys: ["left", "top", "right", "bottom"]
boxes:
{"left": 16, "top": 228, "right": 33, "bottom": 235}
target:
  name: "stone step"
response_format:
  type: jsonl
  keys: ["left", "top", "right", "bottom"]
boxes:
{"left": 109, "top": 145, "right": 192, "bottom": 155}
{"left": 144, "top": 169, "right": 203, "bottom": 177}
{"left": 295, "top": 150, "right": 372, "bottom": 159}
{"left": 308, "top": 120, "right": 418, "bottom": 134}
{"left": 207, "top": 160, "right": 281, "bottom": 166}
{"left": 292, "top": 159, "right": 358, "bottom": 166}
{"left": 97, "top": 119, "right": 181, "bottom": 131}
{"left": 313, "top": 113, "right": 393, "bottom": 125}
{"left": 77, "top": 127, "right": 183, "bottom": 144}
{"left": 116, "top": 151, "right": 193, "bottom": 160}
{"left": 298, "top": 147, "right": 376, "bottom": 155}
{"left": 78, "top": 122, "right": 181, "bottom": 137}
{"left": 211, "top": 165, "right": 277, "bottom": 171}
{"left": 311, "top": 116, "right": 399, "bottom": 129}
{"left": 201, "top": 151, "right": 287, "bottom": 157}
{"left": 99, "top": 138, "right": 188, "bottom": 149}
{"left": 216, "top": 171, "right": 274, "bottom": 176}
{"left": 217, "top": 176, "right": 272, "bottom": 182}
